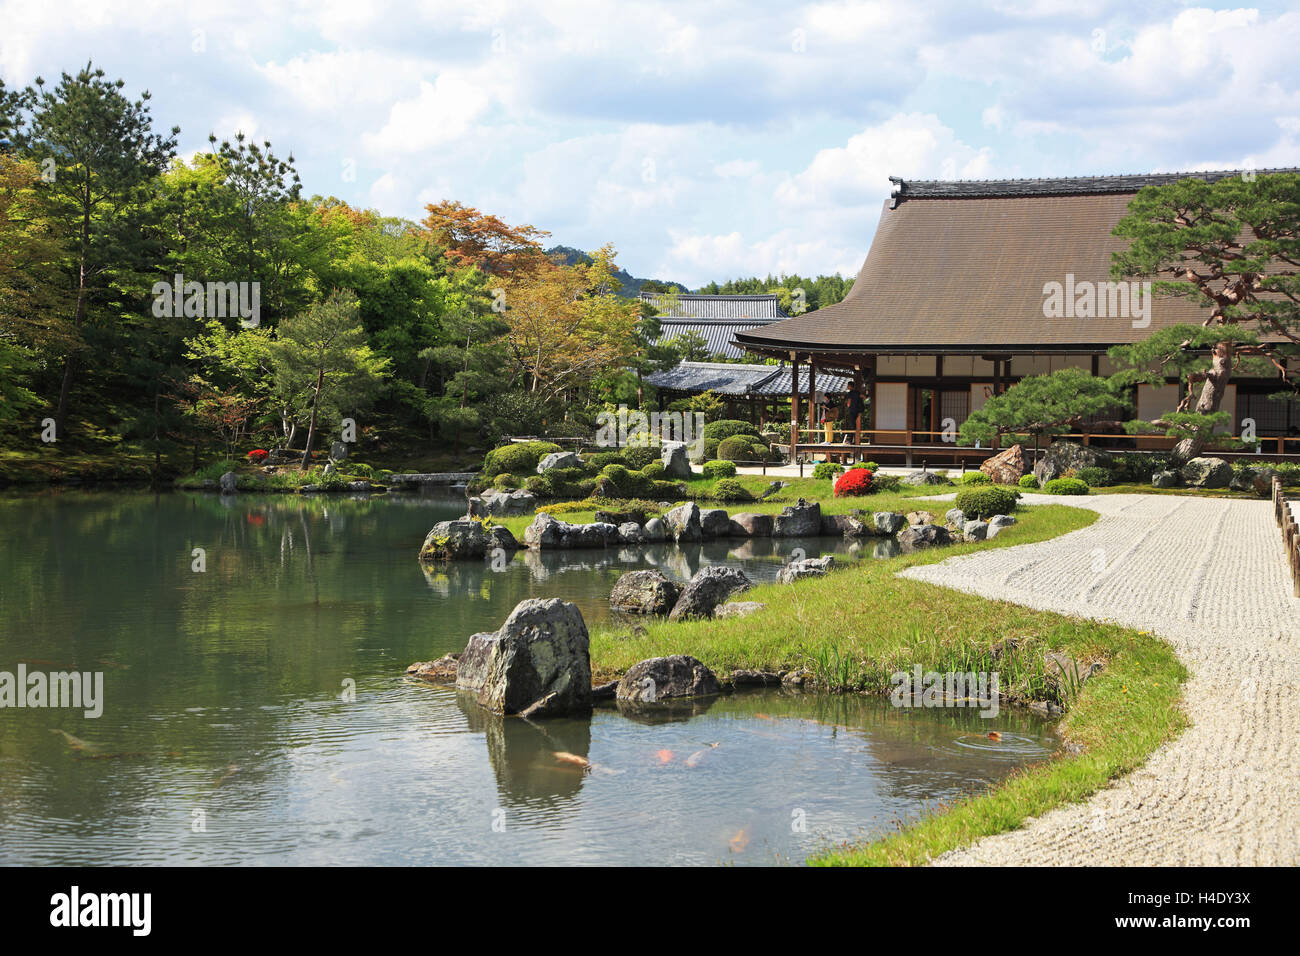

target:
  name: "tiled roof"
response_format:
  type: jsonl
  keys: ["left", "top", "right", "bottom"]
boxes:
{"left": 638, "top": 292, "right": 788, "bottom": 319}
{"left": 889, "top": 168, "right": 1300, "bottom": 201}
{"left": 655, "top": 319, "right": 775, "bottom": 360}
{"left": 646, "top": 361, "right": 850, "bottom": 397}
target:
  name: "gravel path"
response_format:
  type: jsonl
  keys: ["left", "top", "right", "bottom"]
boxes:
{"left": 902, "top": 492, "right": 1300, "bottom": 866}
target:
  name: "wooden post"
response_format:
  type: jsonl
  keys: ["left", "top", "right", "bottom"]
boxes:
{"left": 789, "top": 354, "right": 800, "bottom": 466}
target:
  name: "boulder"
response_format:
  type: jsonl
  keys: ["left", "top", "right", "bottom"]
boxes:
{"left": 616, "top": 655, "right": 721, "bottom": 703}
{"left": 536, "top": 451, "right": 584, "bottom": 474}
{"left": 1180, "top": 456, "right": 1232, "bottom": 489}
{"left": 715, "top": 601, "right": 766, "bottom": 619}
{"left": 986, "top": 514, "right": 1017, "bottom": 539}
{"left": 902, "top": 470, "right": 948, "bottom": 486}
{"left": 616, "top": 522, "right": 646, "bottom": 544}
{"left": 1034, "top": 441, "right": 1113, "bottom": 484}
{"left": 699, "top": 508, "right": 731, "bottom": 539}
{"left": 773, "top": 498, "right": 821, "bottom": 537}
{"left": 523, "top": 512, "right": 567, "bottom": 549}
{"left": 663, "top": 502, "right": 703, "bottom": 542}
{"left": 777, "top": 555, "right": 834, "bottom": 584}
{"left": 944, "top": 507, "right": 966, "bottom": 528}
{"left": 661, "top": 444, "right": 694, "bottom": 480}
{"left": 609, "top": 570, "right": 681, "bottom": 615}
{"left": 455, "top": 598, "right": 593, "bottom": 717}
{"left": 488, "top": 526, "right": 520, "bottom": 554}
{"left": 730, "top": 668, "right": 781, "bottom": 686}
{"left": 405, "top": 653, "right": 459, "bottom": 682}
{"left": 980, "top": 443, "right": 1025, "bottom": 484}
{"left": 962, "top": 519, "right": 989, "bottom": 541}
{"left": 873, "top": 511, "right": 908, "bottom": 535}
{"left": 821, "top": 513, "right": 871, "bottom": 537}
{"left": 897, "top": 524, "right": 954, "bottom": 552}
{"left": 329, "top": 441, "right": 349, "bottom": 462}
{"left": 481, "top": 488, "right": 537, "bottom": 516}
{"left": 1152, "top": 469, "right": 1179, "bottom": 489}
{"left": 1252, "top": 468, "right": 1280, "bottom": 498}
{"left": 642, "top": 517, "right": 667, "bottom": 542}
{"left": 728, "top": 512, "right": 774, "bottom": 537}
{"left": 219, "top": 471, "right": 239, "bottom": 495}
{"left": 906, "top": 510, "right": 937, "bottom": 526}
{"left": 420, "top": 519, "right": 492, "bottom": 561}
{"left": 668, "top": 566, "right": 753, "bottom": 621}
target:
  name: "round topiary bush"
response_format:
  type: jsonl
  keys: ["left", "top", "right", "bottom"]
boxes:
{"left": 493, "top": 473, "right": 520, "bottom": 490}
{"left": 954, "top": 485, "right": 1018, "bottom": 519}
{"left": 702, "top": 419, "right": 761, "bottom": 442}
{"left": 702, "top": 460, "right": 737, "bottom": 479}
{"left": 588, "top": 451, "right": 627, "bottom": 470}
{"left": 960, "top": 471, "right": 992, "bottom": 485}
{"left": 710, "top": 478, "right": 753, "bottom": 502}
{"left": 717, "top": 435, "right": 760, "bottom": 462}
{"left": 346, "top": 462, "right": 374, "bottom": 479}
{"left": 1043, "top": 477, "right": 1089, "bottom": 495}
{"left": 812, "top": 461, "right": 843, "bottom": 480}
{"left": 833, "top": 468, "right": 874, "bottom": 497}
{"left": 640, "top": 460, "right": 666, "bottom": 479}
{"left": 1018, "top": 474, "right": 1040, "bottom": 490}
{"left": 482, "top": 440, "right": 562, "bottom": 478}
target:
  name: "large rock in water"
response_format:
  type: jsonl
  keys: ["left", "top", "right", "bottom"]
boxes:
{"left": 663, "top": 502, "right": 702, "bottom": 542}
{"left": 219, "top": 471, "right": 239, "bottom": 495}
{"left": 455, "top": 598, "right": 593, "bottom": 718}
{"left": 609, "top": 570, "right": 681, "bottom": 615}
{"left": 728, "top": 512, "right": 774, "bottom": 537}
{"left": 616, "top": 655, "right": 721, "bottom": 703}
{"left": 778, "top": 555, "right": 834, "bottom": 584}
{"left": 821, "top": 513, "right": 872, "bottom": 537}
{"left": 536, "top": 451, "right": 584, "bottom": 474}
{"left": 699, "top": 508, "right": 731, "bottom": 538}
{"left": 873, "top": 511, "right": 908, "bottom": 535}
{"left": 669, "top": 566, "right": 752, "bottom": 621}
{"left": 897, "top": 524, "right": 954, "bottom": 552}
{"left": 661, "top": 444, "right": 694, "bottom": 480}
{"left": 1034, "top": 441, "right": 1113, "bottom": 484}
{"left": 1180, "top": 456, "right": 1233, "bottom": 488}
{"left": 420, "top": 519, "right": 493, "bottom": 561}
{"left": 981, "top": 444, "right": 1025, "bottom": 484}
{"left": 773, "top": 498, "right": 821, "bottom": 537}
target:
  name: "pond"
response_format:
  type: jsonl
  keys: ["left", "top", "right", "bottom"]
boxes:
{"left": 0, "top": 491, "right": 1058, "bottom": 865}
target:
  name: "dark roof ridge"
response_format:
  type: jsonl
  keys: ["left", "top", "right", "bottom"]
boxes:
{"left": 889, "top": 167, "right": 1300, "bottom": 203}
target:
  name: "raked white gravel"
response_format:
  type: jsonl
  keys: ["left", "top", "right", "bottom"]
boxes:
{"left": 902, "top": 492, "right": 1300, "bottom": 866}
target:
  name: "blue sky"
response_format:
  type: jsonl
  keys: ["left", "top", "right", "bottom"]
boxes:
{"left": 3, "top": 1, "right": 1298, "bottom": 287}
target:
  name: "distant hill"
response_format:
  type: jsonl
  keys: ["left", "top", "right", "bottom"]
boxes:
{"left": 545, "top": 245, "right": 688, "bottom": 298}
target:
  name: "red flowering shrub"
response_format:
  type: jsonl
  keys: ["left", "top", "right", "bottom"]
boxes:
{"left": 247, "top": 449, "right": 269, "bottom": 463}
{"left": 833, "top": 467, "right": 873, "bottom": 497}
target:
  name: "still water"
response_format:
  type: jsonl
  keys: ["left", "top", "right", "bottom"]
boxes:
{"left": 0, "top": 491, "right": 1057, "bottom": 865}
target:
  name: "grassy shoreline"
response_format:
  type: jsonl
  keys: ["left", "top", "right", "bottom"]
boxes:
{"left": 578, "top": 498, "right": 1187, "bottom": 867}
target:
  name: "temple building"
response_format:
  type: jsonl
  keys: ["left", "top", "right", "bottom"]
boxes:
{"left": 642, "top": 292, "right": 787, "bottom": 360}
{"left": 734, "top": 169, "right": 1300, "bottom": 464}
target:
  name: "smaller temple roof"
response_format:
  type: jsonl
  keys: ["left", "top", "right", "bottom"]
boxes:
{"left": 637, "top": 292, "right": 787, "bottom": 319}
{"left": 646, "top": 361, "right": 851, "bottom": 398}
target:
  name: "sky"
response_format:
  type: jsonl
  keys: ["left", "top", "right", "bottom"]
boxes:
{"left": 2, "top": 0, "right": 1299, "bottom": 287}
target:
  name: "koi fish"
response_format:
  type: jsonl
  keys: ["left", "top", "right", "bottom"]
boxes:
{"left": 986, "top": 732, "right": 1002, "bottom": 742}
{"left": 656, "top": 749, "right": 674, "bottom": 764}
{"left": 754, "top": 713, "right": 773, "bottom": 720}
{"left": 554, "top": 751, "right": 591, "bottom": 768}
{"left": 50, "top": 729, "right": 99, "bottom": 753}
{"left": 729, "top": 828, "right": 750, "bottom": 852}
{"left": 685, "top": 743, "right": 720, "bottom": 768}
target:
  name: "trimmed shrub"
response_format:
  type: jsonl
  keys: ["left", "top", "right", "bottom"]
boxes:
{"left": 954, "top": 486, "right": 1019, "bottom": 519}
{"left": 1043, "top": 477, "right": 1089, "bottom": 495}
{"left": 524, "top": 475, "right": 546, "bottom": 494}
{"left": 812, "top": 461, "right": 843, "bottom": 480}
{"left": 622, "top": 445, "right": 659, "bottom": 470}
{"left": 872, "top": 473, "right": 901, "bottom": 493}
{"left": 481, "top": 440, "right": 562, "bottom": 479}
{"left": 1111, "top": 452, "right": 1172, "bottom": 483}
{"left": 374, "top": 469, "right": 394, "bottom": 483}
{"left": 1018, "top": 474, "right": 1040, "bottom": 490}
{"left": 493, "top": 473, "right": 520, "bottom": 490}
{"left": 700, "top": 437, "right": 721, "bottom": 462}
{"left": 710, "top": 478, "right": 754, "bottom": 502}
{"left": 702, "top": 460, "right": 737, "bottom": 479}
{"left": 1075, "top": 466, "right": 1113, "bottom": 487}
{"left": 702, "top": 419, "right": 761, "bottom": 442}
{"left": 345, "top": 462, "right": 374, "bottom": 479}
{"left": 597, "top": 464, "right": 655, "bottom": 498}
{"left": 588, "top": 451, "right": 628, "bottom": 470}
{"left": 716, "top": 435, "right": 759, "bottom": 462}
{"left": 1274, "top": 461, "right": 1300, "bottom": 487}
{"left": 652, "top": 479, "right": 688, "bottom": 499}
{"left": 833, "top": 468, "right": 874, "bottom": 497}
{"left": 960, "top": 471, "right": 992, "bottom": 485}
{"left": 641, "top": 460, "right": 666, "bottom": 479}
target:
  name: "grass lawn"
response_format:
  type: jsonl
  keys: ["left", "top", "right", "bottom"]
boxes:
{"left": 557, "top": 492, "right": 1187, "bottom": 867}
